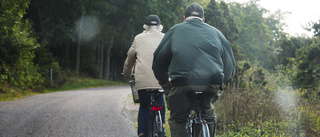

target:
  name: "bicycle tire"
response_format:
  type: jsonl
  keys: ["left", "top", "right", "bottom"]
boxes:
{"left": 148, "top": 111, "right": 164, "bottom": 137}
{"left": 186, "top": 118, "right": 193, "bottom": 137}
{"left": 193, "top": 119, "right": 210, "bottom": 137}
{"left": 148, "top": 112, "right": 155, "bottom": 137}
{"left": 154, "top": 111, "right": 164, "bottom": 137}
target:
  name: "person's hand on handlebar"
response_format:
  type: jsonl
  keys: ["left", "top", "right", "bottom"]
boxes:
{"left": 160, "top": 81, "right": 172, "bottom": 96}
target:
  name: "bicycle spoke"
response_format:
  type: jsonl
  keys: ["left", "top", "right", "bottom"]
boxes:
{"left": 154, "top": 111, "right": 164, "bottom": 137}
{"left": 186, "top": 119, "right": 193, "bottom": 137}
{"left": 192, "top": 119, "right": 210, "bottom": 137}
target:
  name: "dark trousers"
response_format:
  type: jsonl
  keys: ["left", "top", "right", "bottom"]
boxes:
{"left": 167, "top": 85, "right": 220, "bottom": 137}
{"left": 137, "top": 89, "right": 166, "bottom": 135}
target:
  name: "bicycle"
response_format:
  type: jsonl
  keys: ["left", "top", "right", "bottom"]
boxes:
{"left": 146, "top": 89, "right": 166, "bottom": 137}
{"left": 186, "top": 91, "right": 217, "bottom": 137}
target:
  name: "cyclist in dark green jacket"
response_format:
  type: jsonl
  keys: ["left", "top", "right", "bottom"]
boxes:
{"left": 152, "top": 3, "right": 235, "bottom": 137}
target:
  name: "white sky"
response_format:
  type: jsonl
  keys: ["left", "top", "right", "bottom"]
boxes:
{"left": 227, "top": 0, "right": 320, "bottom": 37}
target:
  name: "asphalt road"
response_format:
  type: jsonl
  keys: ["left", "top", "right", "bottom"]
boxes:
{"left": 0, "top": 86, "right": 137, "bottom": 137}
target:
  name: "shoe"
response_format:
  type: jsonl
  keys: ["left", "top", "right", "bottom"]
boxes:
{"left": 138, "top": 133, "right": 145, "bottom": 137}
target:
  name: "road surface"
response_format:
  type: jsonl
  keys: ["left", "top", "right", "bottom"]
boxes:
{"left": 0, "top": 86, "right": 138, "bottom": 137}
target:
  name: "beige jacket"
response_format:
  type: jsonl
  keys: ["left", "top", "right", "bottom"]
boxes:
{"left": 123, "top": 26, "right": 164, "bottom": 90}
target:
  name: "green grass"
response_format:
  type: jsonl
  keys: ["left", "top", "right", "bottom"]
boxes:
{"left": 165, "top": 108, "right": 171, "bottom": 136}
{"left": 0, "top": 89, "right": 37, "bottom": 102}
{"left": 0, "top": 76, "right": 128, "bottom": 101}
{"left": 44, "top": 77, "right": 128, "bottom": 93}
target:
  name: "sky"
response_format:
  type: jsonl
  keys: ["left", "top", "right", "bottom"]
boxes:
{"left": 227, "top": 0, "right": 320, "bottom": 37}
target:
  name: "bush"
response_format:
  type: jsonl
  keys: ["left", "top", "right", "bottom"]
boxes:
{"left": 0, "top": 21, "right": 44, "bottom": 91}
{"left": 214, "top": 83, "right": 320, "bottom": 136}
{"left": 0, "top": 0, "right": 44, "bottom": 92}
{"left": 34, "top": 44, "right": 62, "bottom": 87}
{"left": 212, "top": 62, "right": 320, "bottom": 136}
{"left": 84, "top": 64, "right": 101, "bottom": 79}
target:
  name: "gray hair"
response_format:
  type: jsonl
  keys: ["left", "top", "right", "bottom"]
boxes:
{"left": 143, "top": 24, "right": 163, "bottom": 32}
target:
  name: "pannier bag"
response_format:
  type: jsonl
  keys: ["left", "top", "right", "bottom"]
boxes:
{"left": 129, "top": 74, "right": 139, "bottom": 103}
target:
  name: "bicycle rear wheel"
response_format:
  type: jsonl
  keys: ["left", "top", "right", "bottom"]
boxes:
{"left": 148, "top": 111, "right": 164, "bottom": 137}
{"left": 193, "top": 119, "right": 210, "bottom": 137}
{"left": 186, "top": 118, "right": 193, "bottom": 137}
{"left": 153, "top": 111, "right": 164, "bottom": 137}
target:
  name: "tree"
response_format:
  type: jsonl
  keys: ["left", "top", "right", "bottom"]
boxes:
{"left": 305, "top": 19, "right": 320, "bottom": 37}
{"left": 265, "top": 10, "right": 289, "bottom": 41}
{"left": 27, "top": 0, "right": 81, "bottom": 70}
{"left": 0, "top": 0, "right": 43, "bottom": 91}
{"left": 289, "top": 21, "right": 320, "bottom": 90}
{"left": 203, "top": 0, "right": 243, "bottom": 89}
{"left": 228, "top": 0, "right": 286, "bottom": 69}
{"left": 291, "top": 39, "right": 320, "bottom": 90}
{"left": 276, "top": 36, "right": 312, "bottom": 66}
{"left": 26, "top": 0, "right": 117, "bottom": 79}
{"left": 25, "top": 0, "right": 185, "bottom": 81}
{"left": 205, "top": 0, "right": 240, "bottom": 59}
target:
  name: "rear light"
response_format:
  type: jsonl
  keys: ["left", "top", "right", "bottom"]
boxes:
{"left": 152, "top": 106, "right": 163, "bottom": 111}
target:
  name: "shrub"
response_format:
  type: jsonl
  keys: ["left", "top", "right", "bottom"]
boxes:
{"left": 84, "top": 64, "right": 101, "bottom": 79}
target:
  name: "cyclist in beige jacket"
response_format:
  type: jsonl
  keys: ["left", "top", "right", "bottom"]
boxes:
{"left": 122, "top": 15, "right": 165, "bottom": 137}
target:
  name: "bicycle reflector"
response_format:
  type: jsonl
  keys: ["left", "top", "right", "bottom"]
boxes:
{"left": 152, "top": 106, "right": 163, "bottom": 111}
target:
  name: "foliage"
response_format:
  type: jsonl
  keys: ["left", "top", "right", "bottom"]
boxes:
{"left": 276, "top": 36, "right": 320, "bottom": 92}
{"left": 292, "top": 38, "right": 320, "bottom": 90}
{"left": 0, "top": 0, "right": 43, "bottom": 93}
{"left": 205, "top": 0, "right": 240, "bottom": 60}
{"left": 214, "top": 72, "right": 320, "bottom": 136}
{"left": 275, "top": 35, "right": 312, "bottom": 66}
{"left": 219, "top": 121, "right": 288, "bottom": 136}
{"left": 32, "top": 40, "right": 62, "bottom": 87}
{"left": 0, "top": 88, "right": 37, "bottom": 102}
{"left": 233, "top": 61, "right": 251, "bottom": 88}
{"left": 235, "top": 62, "right": 268, "bottom": 90}
{"left": 44, "top": 76, "right": 128, "bottom": 93}
{"left": 25, "top": 0, "right": 185, "bottom": 81}
{"left": 84, "top": 64, "right": 102, "bottom": 79}
{"left": 306, "top": 19, "right": 320, "bottom": 37}
{"left": 265, "top": 10, "right": 288, "bottom": 41}
{"left": 183, "top": 0, "right": 210, "bottom": 8}
{"left": 228, "top": 0, "right": 287, "bottom": 69}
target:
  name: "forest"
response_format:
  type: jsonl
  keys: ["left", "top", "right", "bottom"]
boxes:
{"left": 1, "top": 0, "right": 319, "bottom": 136}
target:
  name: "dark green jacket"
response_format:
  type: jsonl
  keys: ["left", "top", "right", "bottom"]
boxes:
{"left": 152, "top": 18, "right": 235, "bottom": 87}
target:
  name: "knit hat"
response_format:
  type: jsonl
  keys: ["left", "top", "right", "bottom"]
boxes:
{"left": 145, "top": 15, "right": 161, "bottom": 26}
{"left": 184, "top": 3, "right": 204, "bottom": 18}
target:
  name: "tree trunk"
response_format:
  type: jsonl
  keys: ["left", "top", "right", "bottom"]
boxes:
{"left": 104, "top": 34, "right": 114, "bottom": 80}
{"left": 66, "top": 42, "right": 70, "bottom": 69}
{"left": 76, "top": 14, "right": 84, "bottom": 74}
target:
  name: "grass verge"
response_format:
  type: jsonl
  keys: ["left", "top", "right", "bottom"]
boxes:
{"left": 44, "top": 77, "right": 128, "bottom": 93}
{"left": 0, "top": 76, "right": 128, "bottom": 101}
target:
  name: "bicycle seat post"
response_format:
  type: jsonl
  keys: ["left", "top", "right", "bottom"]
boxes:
{"left": 150, "top": 92, "right": 154, "bottom": 103}
{"left": 194, "top": 91, "right": 203, "bottom": 118}
{"left": 147, "top": 89, "right": 164, "bottom": 109}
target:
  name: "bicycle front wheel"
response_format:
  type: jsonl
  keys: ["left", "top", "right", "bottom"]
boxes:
{"left": 193, "top": 119, "right": 210, "bottom": 137}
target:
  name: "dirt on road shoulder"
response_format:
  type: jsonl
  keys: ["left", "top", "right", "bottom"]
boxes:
{"left": 125, "top": 94, "right": 139, "bottom": 128}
